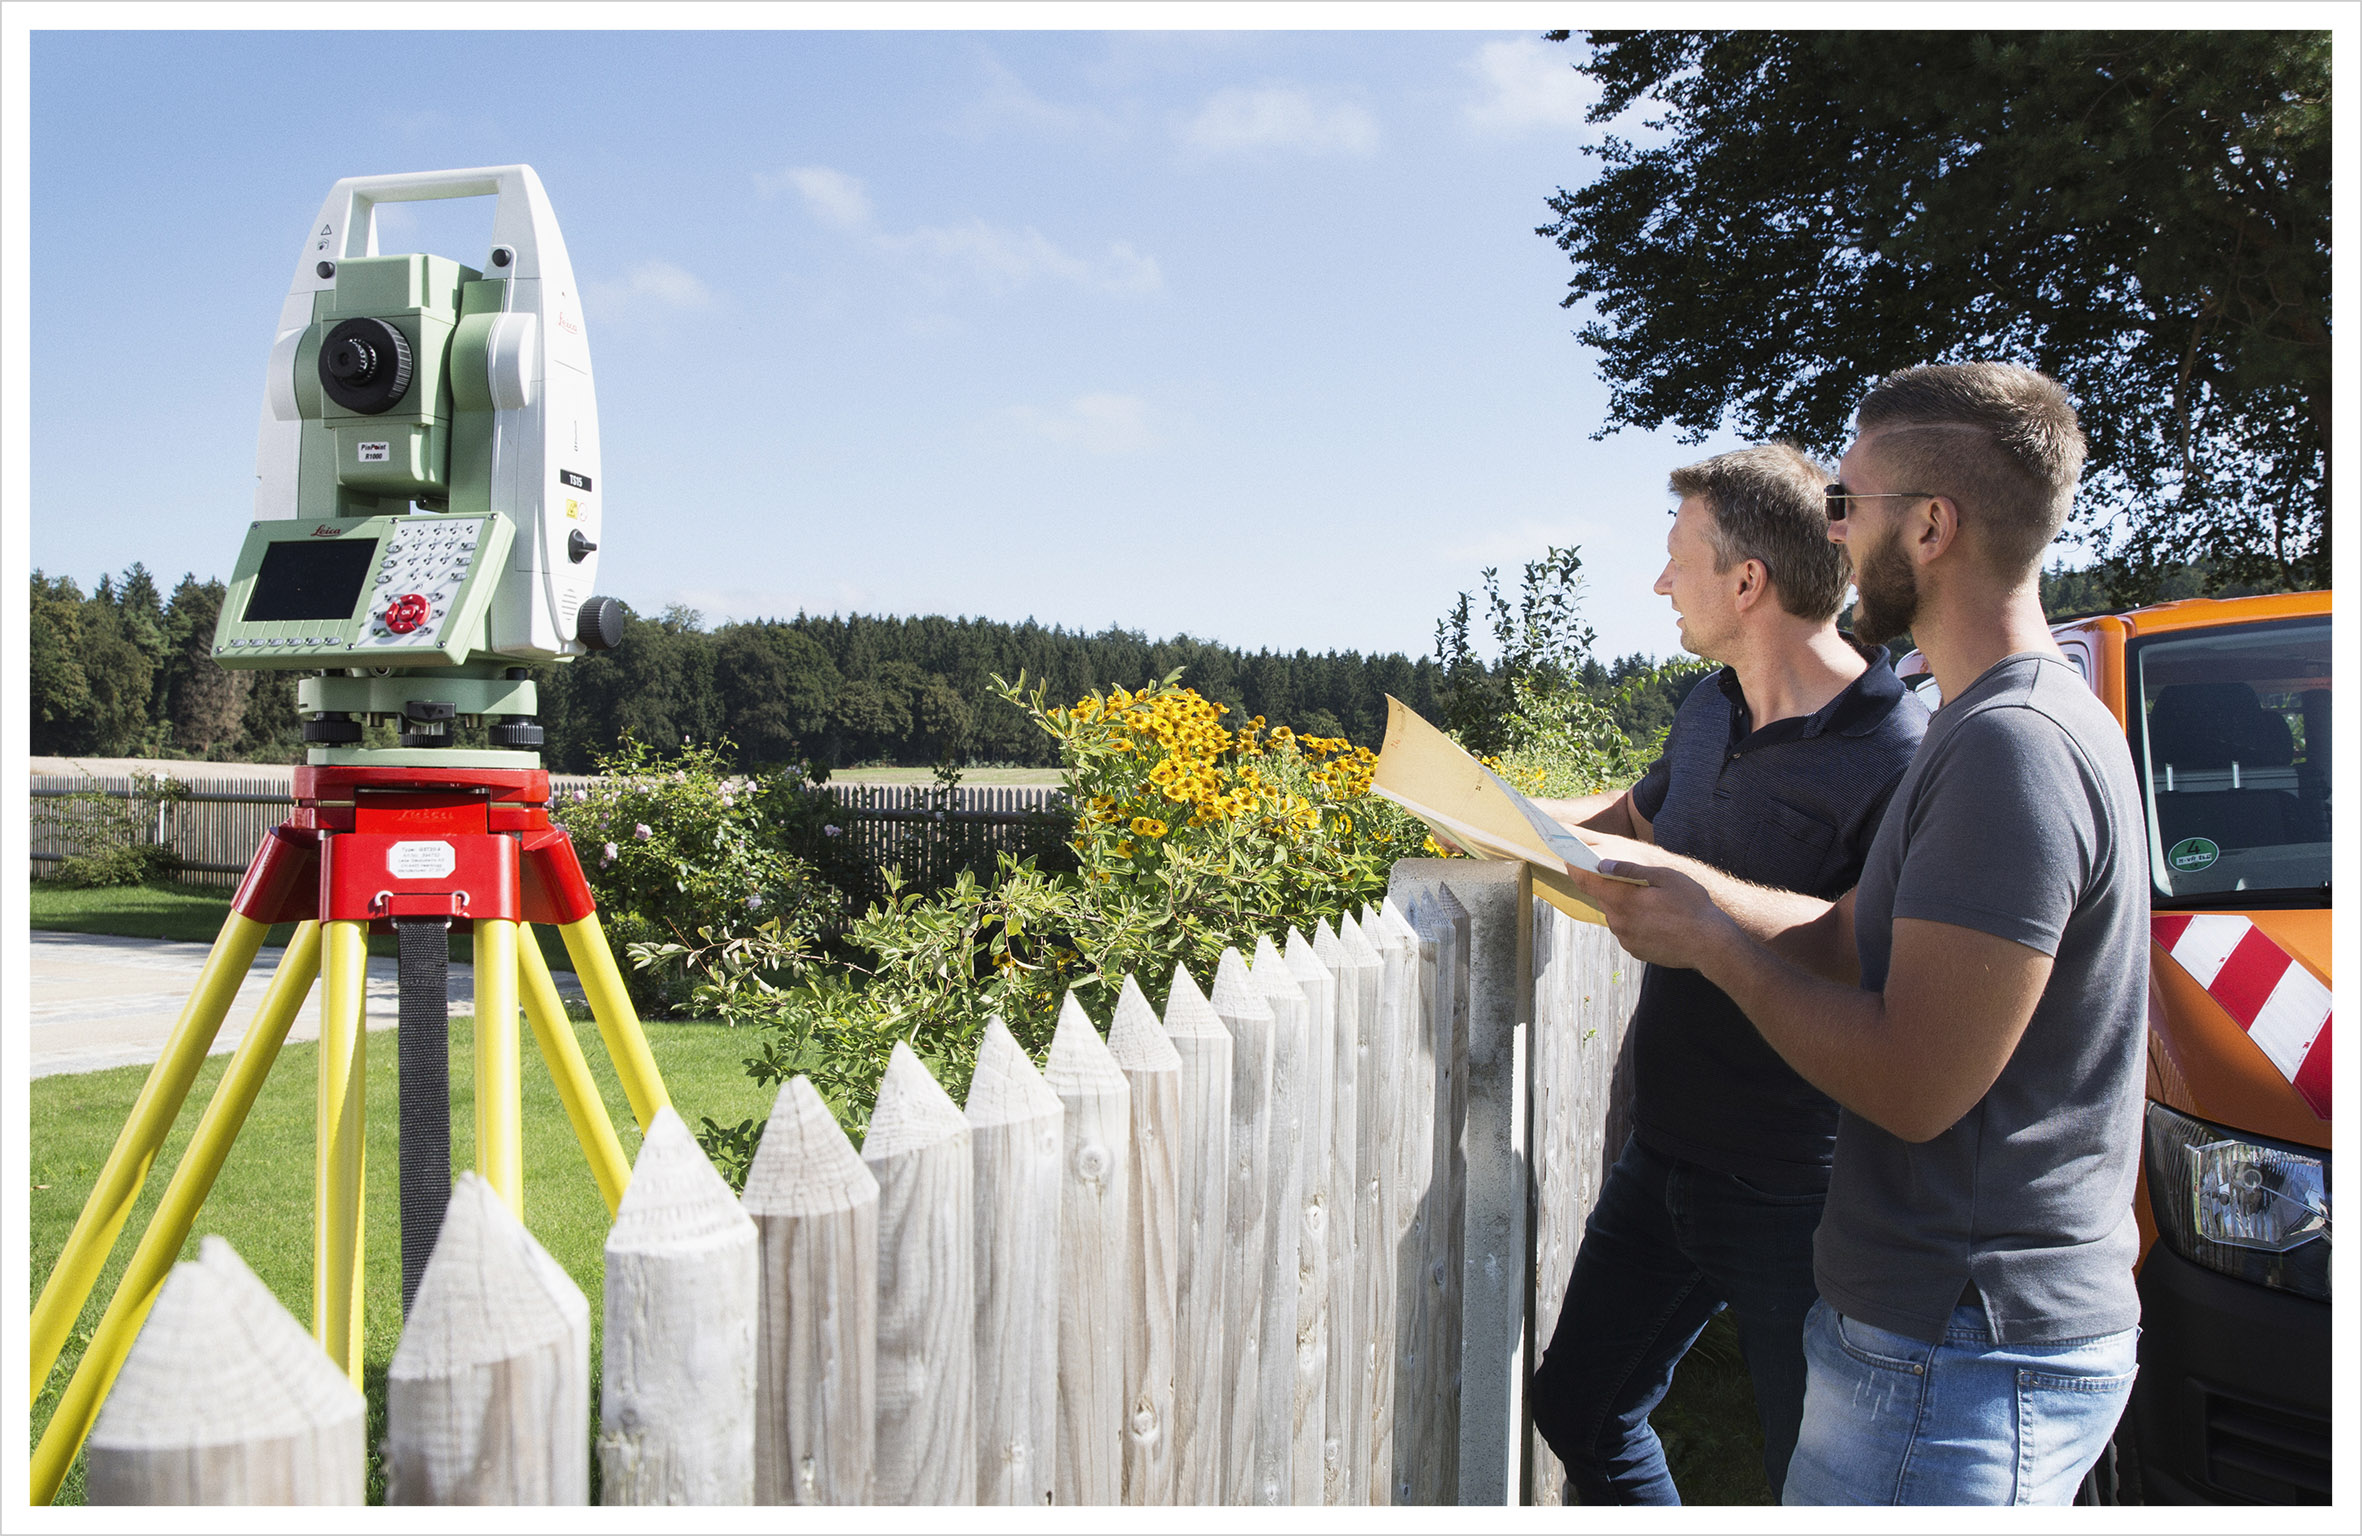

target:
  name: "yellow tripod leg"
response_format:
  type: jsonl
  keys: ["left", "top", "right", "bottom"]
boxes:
{"left": 314, "top": 920, "right": 368, "bottom": 1387}
{"left": 557, "top": 911, "right": 671, "bottom": 1130}
{"left": 475, "top": 919, "right": 524, "bottom": 1218}
{"left": 31, "top": 922, "right": 322, "bottom": 1505}
{"left": 518, "top": 926, "right": 631, "bottom": 1215}
{"left": 31, "top": 910, "right": 268, "bottom": 1395}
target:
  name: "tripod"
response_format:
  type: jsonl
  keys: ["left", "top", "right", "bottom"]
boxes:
{"left": 29, "top": 762, "right": 670, "bottom": 1503}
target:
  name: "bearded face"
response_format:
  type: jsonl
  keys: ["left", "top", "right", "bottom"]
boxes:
{"left": 1850, "top": 518, "right": 1921, "bottom": 649}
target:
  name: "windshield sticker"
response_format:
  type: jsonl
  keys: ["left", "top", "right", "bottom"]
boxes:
{"left": 2168, "top": 837, "right": 2221, "bottom": 873}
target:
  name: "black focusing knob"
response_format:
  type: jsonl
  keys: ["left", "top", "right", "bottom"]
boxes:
{"left": 568, "top": 529, "right": 598, "bottom": 563}
{"left": 576, "top": 595, "right": 625, "bottom": 652}
{"left": 318, "top": 317, "right": 414, "bottom": 414}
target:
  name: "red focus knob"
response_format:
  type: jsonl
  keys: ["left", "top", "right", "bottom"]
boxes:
{"left": 385, "top": 593, "right": 431, "bottom": 634}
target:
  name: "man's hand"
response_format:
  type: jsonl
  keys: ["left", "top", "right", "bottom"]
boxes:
{"left": 1566, "top": 857, "right": 1742, "bottom": 972}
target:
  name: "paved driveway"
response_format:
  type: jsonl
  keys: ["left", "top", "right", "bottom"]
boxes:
{"left": 30, "top": 931, "right": 587, "bottom": 1079}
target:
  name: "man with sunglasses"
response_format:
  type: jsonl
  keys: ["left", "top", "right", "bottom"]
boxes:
{"left": 1569, "top": 363, "right": 2147, "bottom": 1504}
{"left": 1524, "top": 443, "right": 1927, "bottom": 1504}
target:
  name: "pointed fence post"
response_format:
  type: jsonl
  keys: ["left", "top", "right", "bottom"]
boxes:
{"left": 1248, "top": 935, "right": 1311, "bottom": 1506}
{"left": 743, "top": 1074, "right": 878, "bottom": 1506}
{"left": 385, "top": 1171, "right": 591, "bottom": 1504}
{"left": 1046, "top": 992, "right": 1131, "bottom": 1506}
{"left": 1280, "top": 929, "right": 1336, "bottom": 1505}
{"left": 1161, "top": 962, "right": 1231, "bottom": 1506}
{"left": 85, "top": 1236, "right": 364, "bottom": 1504}
{"left": 863, "top": 1041, "right": 977, "bottom": 1505}
{"left": 1312, "top": 918, "right": 1364, "bottom": 1508}
{"left": 1108, "top": 975, "right": 1181, "bottom": 1506}
{"left": 1210, "top": 947, "right": 1273, "bottom": 1505}
{"left": 600, "top": 1106, "right": 759, "bottom": 1505}
{"left": 966, "top": 1016, "right": 1062, "bottom": 1507}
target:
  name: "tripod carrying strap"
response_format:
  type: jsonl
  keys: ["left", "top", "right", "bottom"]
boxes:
{"left": 396, "top": 918, "right": 453, "bottom": 1316}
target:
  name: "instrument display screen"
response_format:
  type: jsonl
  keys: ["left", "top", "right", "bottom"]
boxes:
{"left": 243, "top": 538, "right": 379, "bottom": 622}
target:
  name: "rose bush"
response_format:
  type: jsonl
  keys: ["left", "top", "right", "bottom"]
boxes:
{"left": 550, "top": 739, "right": 844, "bottom": 1016}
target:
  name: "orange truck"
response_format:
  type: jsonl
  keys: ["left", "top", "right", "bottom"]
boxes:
{"left": 1901, "top": 589, "right": 2331, "bottom": 1505}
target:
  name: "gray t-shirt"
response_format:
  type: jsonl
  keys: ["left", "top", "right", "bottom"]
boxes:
{"left": 1814, "top": 653, "right": 2149, "bottom": 1345}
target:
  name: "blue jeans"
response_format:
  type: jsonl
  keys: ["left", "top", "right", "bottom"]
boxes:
{"left": 1529, "top": 1135, "right": 1825, "bottom": 1504}
{"left": 1782, "top": 1298, "right": 2138, "bottom": 1504}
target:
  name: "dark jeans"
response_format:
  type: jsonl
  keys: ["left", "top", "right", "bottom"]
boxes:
{"left": 1530, "top": 1134, "right": 1826, "bottom": 1504}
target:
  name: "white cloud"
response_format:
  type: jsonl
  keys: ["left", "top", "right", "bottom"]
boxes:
{"left": 617, "top": 259, "right": 713, "bottom": 307}
{"left": 886, "top": 221, "right": 1160, "bottom": 296}
{"left": 765, "top": 165, "right": 875, "bottom": 232}
{"left": 766, "top": 162, "right": 1159, "bottom": 298}
{"left": 585, "top": 259, "right": 715, "bottom": 319}
{"left": 1002, "top": 393, "right": 1154, "bottom": 455}
{"left": 1178, "top": 84, "right": 1379, "bottom": 156}
{"left": 1462, "top": 37, "right": 1601, "bottom": 137}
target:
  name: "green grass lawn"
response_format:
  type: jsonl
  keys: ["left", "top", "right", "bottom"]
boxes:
{"left": 30, "top": 879, "right": 575, "bottom": 972}
{"left": 28, "top": 1012, "right": 775, "bottom": 1505}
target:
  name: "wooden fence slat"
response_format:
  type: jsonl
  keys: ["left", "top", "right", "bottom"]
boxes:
{"left": 965, "top": 1015, "right": 1063, "bottom": 1507}
{"left": 1107, "top": 975, "right": 1182, "bottom": 1506}
{"left": 600, "top": 1106, "right": 759, "bottom": 1504}
{"left": 1046, "top": 992, "right": 1132, "bottom": 1506}
{"left": 86, "top": 1235, "right": 364, "bottom": 1504}
{"left": 385, "top": 1171, "right": 591, "bottom": 1504}
{"left": 1396, "top": 885, "right": 1470, "bottom": 1504}
{"left": 1362, "top": 901, "right": 1416, "bottom": 1502}
{"left": 1310, "top": 918, "right": 1363, "bottom": 1507}
{"left": 1280, "top": 929, "right": 1338, "bottom": 1504}
{"left": 742, "top": 1074, "right": 878, "bottom": 1506}
{"left": 1247, "top": 935, "right": 1311, "bottom": 1506}
{"left": 1209, "top": 947, "right": 1273, "bottom": 1505}
{"left": 862, "top": 1042, "right": 977, "bottom": 1505}
{"left": 1160, "top": 961, "right": 1231, "bottom": 1506}
{"left": 1524, "top": 903, "right": 1646, "bottom": 1502}
{"left": 1332, "top": 907, "right": 1379, "bottom": 1493}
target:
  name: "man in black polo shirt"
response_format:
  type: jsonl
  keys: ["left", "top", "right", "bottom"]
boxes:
{"left": 1526, "top": 444, "right": 1927, "bottom": 1504}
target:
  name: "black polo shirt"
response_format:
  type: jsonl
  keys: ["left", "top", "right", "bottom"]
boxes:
{"left": 1625, "top": 641, "right": 1929, "bottom": 1191}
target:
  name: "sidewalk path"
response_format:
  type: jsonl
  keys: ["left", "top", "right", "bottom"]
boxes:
{"left": 30, "top": 931, "right": 588, "bottom": 1080}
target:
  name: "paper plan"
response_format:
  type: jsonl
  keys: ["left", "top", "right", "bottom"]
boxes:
{"left": 1371, "top": 695, "right": 1647, "bottom": 926}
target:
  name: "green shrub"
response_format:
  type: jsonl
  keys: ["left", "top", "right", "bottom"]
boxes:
{"left": 32, "top": 773, "right": 185, "bottom": 888}
{"left": 549, "top": 739, "right": 844, "bottom": 1017}
{"left": 694, "top": 672, "right": 1431, "bottom": 1184}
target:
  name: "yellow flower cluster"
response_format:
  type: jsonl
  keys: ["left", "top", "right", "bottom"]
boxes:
{"left": 1062, "top": 683, "right": 1378, "bottom": 850}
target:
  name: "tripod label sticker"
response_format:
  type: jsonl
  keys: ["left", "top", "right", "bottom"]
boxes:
{"left": 387, "top": 840, "right": 458, "bottom": 880}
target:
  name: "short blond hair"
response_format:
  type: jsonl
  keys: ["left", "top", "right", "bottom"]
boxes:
{"left": 1855, "top": 363, "right": 2087, "bottom": 578}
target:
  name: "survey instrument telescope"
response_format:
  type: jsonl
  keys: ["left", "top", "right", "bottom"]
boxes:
{"left": 212, "top": 165, "right": 625, "bottom": 760}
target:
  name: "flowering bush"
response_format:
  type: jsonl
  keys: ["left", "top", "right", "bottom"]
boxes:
{"left": 695, "top": 671, "right": 1431, "bottom": 1180}
{"left": 550, "top": 739, "right": 843, "bottom": 1016}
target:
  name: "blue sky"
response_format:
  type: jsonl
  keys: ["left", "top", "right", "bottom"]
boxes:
{"left": 26, "top": 24, "right": 1764, "bottom": 665}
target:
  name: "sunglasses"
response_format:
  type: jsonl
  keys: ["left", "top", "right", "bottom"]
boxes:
{"left": 1824, "top": 483, "right": 1937, "bottom": 521}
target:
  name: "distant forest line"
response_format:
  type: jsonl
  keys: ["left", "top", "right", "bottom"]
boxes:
{"left": 29, "top": 559, "right": 2238, "bottom": 775}
{"left": 28, "top": 570, "right": 1697, "bottom": 773}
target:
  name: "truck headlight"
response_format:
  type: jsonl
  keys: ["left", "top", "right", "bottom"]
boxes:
{"left": 2145, "top": 1102, "right": 2330, "bottom": 1301}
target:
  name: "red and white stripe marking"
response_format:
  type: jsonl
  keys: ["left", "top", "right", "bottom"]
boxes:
{"left": 2153, "top": 914, "right": 2331, "bottom": 1119}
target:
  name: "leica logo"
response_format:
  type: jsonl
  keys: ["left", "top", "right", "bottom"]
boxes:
{"left": 310, "top": 524, "right": 344, "bottom": 537}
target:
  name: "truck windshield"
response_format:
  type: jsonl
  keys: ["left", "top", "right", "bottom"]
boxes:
{"left": 2132, "top": 616, "right": 2331, "bottom": 905}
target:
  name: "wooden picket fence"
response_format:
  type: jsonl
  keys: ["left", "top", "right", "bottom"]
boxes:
{"left": 28, "top": 767, "right": 1067, "bottom": 895}
{"left": 81, "top": 861, "right": 1640, "bottom": 1506}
